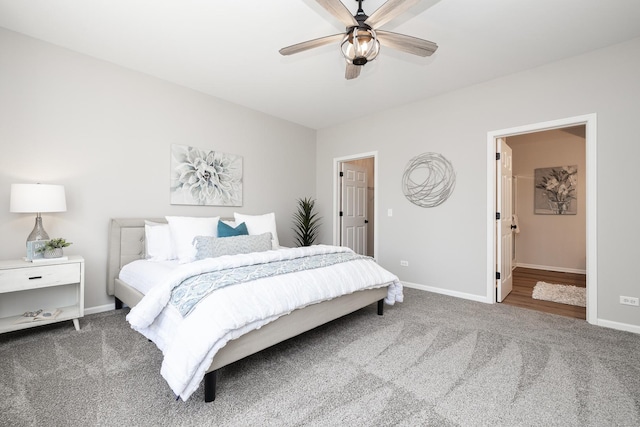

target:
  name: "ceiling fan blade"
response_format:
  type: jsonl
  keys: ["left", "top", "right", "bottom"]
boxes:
{"left": 279, "top": 33, "right": 344, "bottom": 56}
{"left": 377, "top": 30, "right": 438, "bottom": 56}
{"left": 365, "top": 0, "right": 422, "bottom": 28}
{"left": 345, "top": 63, "right": 362, "bottom": 80}
{"left": 316, "top": 0, "right": 358, "bottom": 27}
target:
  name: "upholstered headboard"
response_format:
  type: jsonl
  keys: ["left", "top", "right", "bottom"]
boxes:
{"left": 107, "top": 218, "right": 163, "bottom": 296}
{"left": 107, "top": 217, "right": 236, "bottom": 296}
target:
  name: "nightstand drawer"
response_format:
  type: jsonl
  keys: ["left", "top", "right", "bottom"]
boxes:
{"left": 0, "top": 263, "right": 80, "bottom": 293}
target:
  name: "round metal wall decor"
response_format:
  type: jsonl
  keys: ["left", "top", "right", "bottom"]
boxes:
{"left": 402, "top": 152, "right": 456, "bottom": 208}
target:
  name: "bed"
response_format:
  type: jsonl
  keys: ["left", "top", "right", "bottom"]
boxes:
{"left": 107, "top": 217, "right": 402, "bottom": 402}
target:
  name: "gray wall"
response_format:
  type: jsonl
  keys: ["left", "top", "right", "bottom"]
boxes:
{"left": 0, "top": 28, "right": 317, "bottom": 311}
{"left": 509, "top": 129, "right": 586, "bottom": 272}
{"left": 2, "top": 26, "right": 639, "bottom": 331}
{"left": 317, "top": 37, "right": 640, "bottom": 330}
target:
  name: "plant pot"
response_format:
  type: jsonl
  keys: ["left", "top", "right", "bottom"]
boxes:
{"left": 43, "top": 248, "right": 63, "bottom": 259}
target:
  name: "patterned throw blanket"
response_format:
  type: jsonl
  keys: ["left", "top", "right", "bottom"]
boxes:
{"left": 170, "top": 251, "right": 367, "bottom": 317}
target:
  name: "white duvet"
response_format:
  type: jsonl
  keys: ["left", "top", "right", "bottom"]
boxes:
{"left": 126, "top": 245, "right": 403, "bottom": 401}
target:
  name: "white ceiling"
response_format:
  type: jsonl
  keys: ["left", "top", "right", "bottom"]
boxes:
{"left": 1, "top": 0, "right": 640, "bottom": 129}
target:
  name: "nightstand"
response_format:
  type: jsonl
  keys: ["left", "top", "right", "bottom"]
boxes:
{"left": 0, "top": 255, "right": 84, "bottom": 333}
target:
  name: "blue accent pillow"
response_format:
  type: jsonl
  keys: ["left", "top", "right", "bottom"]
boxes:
{"left": 217, "top": 221, "right": 249, "bottom": 237}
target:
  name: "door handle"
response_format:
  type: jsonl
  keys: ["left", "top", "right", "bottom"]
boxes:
{"left": 364, "top": 220, "right": 369, "bottom": 224}
{"left": 510, "top": 225, "right": 517, "bottom": 230}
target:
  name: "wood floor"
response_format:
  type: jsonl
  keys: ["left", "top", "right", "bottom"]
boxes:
{"left": 501, "top": 267, "right": 586, "bottom": 320}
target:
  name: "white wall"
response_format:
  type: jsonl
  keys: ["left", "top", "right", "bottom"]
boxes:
{"left": 509, "top": 129, "right": 586, "bottom": 272}
{"left": 0, "top": 28, "right": 317, "bottom": 312}
{"left": 317, "top": 37, "right": 640, "bottom": 329}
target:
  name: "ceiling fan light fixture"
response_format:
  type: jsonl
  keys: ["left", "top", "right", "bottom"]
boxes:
{"left": 280, "top": 0, "right": 438, "bottom": 79}
{"left": 340, "top": 26, "right": 380, "bottom": 66}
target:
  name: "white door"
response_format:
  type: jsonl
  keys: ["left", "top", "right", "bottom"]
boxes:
{"left": 496, "top": 138, "right": 513, "bottom": 302}
{"left": 341, "top": 162, "right": 368, "bottom": 255}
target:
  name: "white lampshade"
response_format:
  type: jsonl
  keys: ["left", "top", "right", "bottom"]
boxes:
{"left": 10, "top": 183, "right": 67, "bottom": 213}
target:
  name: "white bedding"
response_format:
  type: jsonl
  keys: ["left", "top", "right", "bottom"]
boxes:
{"left": 119, "top": 259, "right": 179, "bottom": 294}
{"left": 125, "top": 245, "right": 402, "bottom": 401}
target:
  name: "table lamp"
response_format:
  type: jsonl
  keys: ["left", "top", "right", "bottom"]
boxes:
{"left": 10, "top": 183, "right": 67, "bottom": 259}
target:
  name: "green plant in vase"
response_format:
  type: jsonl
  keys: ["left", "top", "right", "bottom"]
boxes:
{"left": 37, "top": 238, "right": 72, "bottom": 258}
{"left": 292, "top": 197, "right": 321, "bottom": 247}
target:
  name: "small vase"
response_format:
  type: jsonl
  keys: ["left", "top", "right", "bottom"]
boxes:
{"left": 44, "top": 248, "right": 63, "bottom": 259}
{"left": 548, "top": 200, "right": 570, "bottom": 214}
{"left": 556, "top": 201, "right": 570, "bottom": 214}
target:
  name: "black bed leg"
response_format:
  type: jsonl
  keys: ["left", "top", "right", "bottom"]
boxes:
{"left": 204, "top": 370, "right": 217, "bottom": 402}
{"left": 377, "top": 299, "right": 384, "bottom": 316}
{"left": 115, "top": 297, "right": 123, "bottom": 310}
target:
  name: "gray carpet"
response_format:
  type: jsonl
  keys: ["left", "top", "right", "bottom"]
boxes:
{"left": 1, "top": 288, "right": 639, "bottom": 426}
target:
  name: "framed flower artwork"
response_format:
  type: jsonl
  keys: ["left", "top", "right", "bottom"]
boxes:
{"left": 534, "top": 165, "right": 577, "bottom": 215}
{"left": 170, "top": 144, "right": 243, "bottom": 206}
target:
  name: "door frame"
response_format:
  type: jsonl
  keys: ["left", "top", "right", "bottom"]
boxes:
{"left": 333, "top": 151, "right": 378, "bottom": 259}
{"left": 486, "top": 114, "right": 597, "bottom": 324}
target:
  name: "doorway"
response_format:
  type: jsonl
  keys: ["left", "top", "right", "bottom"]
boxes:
{"left": 501, "top": 127, "right": 586, "bottom": 319}
{"left": 334, "top": 152, "right": 377, "bottom": 258}
{"left": 487, "top": 114, "right": 597, "bottom": 324}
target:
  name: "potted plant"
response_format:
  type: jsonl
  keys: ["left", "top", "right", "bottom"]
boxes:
{"left": 38, "top": 238, "right": 72, "bottom": 259}
{"left": 292, "top": 197, "right": 321, "bottom": 247}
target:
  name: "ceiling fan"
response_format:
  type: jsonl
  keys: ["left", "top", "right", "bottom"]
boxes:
{"left": 279, "top": 0, "right": 438, "bottom": 80}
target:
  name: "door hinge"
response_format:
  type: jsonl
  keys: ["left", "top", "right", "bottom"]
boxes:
{"left": 339, "top": 171, "right": 344, "bottom": 177}
{"left": 496, "top": 212, "right": 501, "bottom": 220}
{"left": 339, "top": 211, "right": 343, "bottom": 217}
{"left": 496, "top": 152, "right": 501, "bottom": 160}
{"left": 496, "top": 272, "right": 501, "bottom": 280}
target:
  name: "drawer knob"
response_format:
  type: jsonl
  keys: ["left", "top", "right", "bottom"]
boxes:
{"left": 29, "top": 276, "right": 43, "bottom": 280}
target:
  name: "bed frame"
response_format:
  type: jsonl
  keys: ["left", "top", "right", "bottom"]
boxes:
{"left": 107, "top": 218, "right": 387, "bottom": 402}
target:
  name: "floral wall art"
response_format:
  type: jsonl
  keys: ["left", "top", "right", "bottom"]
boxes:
{"left": 170, "top": 144, "right": 243, "bottom": 206}
{"left": 534, "top": 165, "right": 577, "bottom": 215}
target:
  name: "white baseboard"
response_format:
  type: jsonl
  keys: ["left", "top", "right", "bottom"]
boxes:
{"left": 402, "top": 281, "right": 492, "bottom": 304}
{"left": 84, "top": 288, "right": 638, "bottom": 336}
{"left": 403, "top": 281, "right": 639, "bottom": 335}
{"left": 84, "top": 303, "right": 116, "bottom": 316}
{"left": 596, "top": 318, "right": 640, "bottom": 335}
{"left": 516, "top": 263, "right": 586, "bottom": 275}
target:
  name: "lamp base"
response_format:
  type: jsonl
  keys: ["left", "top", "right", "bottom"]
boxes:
{"left": 27, "top": 214, "right": 50, "bottom": 242}
{"left": 25, "top": 215, "right": 49, "bottom": 261}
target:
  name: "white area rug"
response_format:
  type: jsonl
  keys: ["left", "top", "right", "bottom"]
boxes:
{"left": 532, "top": 281, "right": 586, "bottom": 307}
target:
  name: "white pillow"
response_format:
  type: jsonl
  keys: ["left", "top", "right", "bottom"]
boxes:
{"left": 233, "top": 212, "right": 279, "bottom": 249}
{"left": 166, "top": 216, "right": 220, "bottom": 263}
{"left": 144, "top": 220, "right": 174, "bottom": 261}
